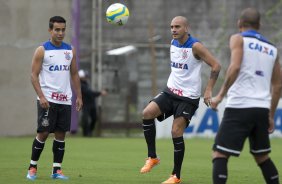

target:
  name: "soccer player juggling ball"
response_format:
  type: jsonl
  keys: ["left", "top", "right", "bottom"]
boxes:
{"left": 140, "top": 16, "right": 221, "bottom": 184}
{"left": 211, "top": 8, "right": 281, "bottom": 184}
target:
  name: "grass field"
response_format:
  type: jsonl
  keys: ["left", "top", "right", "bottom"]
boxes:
{"left": 0, "top": 136, "right": 281, "bottom": 184}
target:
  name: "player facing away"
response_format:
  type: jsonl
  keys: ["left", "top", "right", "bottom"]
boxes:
{"left": 211, "top": 8, "right": 281, "bottom": 184}
{"left": 140, "top": 16, "right": 221, "bottom": 184}
{"left": 26, "top": 16, "right": 83, "bottom": 180}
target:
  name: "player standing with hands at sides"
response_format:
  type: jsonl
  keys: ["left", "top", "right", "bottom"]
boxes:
{"left": 140, "top": 16, "right": 221, "bottom": 184}
{"left": 211, "top": 8, "right": 281, "bottom": 184}
{"left": 26, "top": 16, "right": 83, "bottom": 180}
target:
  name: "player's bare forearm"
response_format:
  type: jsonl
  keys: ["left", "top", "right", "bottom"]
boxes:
{"left": 210, "top": 70, "right": 220, "bottom": 80}
{"left": 269, "top": 59, "right": 282, "bottom": 118}
{"left": 270, "top": 84, "right": 282, "bottom": 118}
{"left": 30, "top": 73, "right": 49, "bottom": 108}
{"left": 218, "top": 68, "right": 238, "bottom": 98}
{"left": 204, "top": 70, "right": 220, "bottom": 106}
{"left": 71, "top": 74, "right": 83, "bottom": 111}
{"left": 270, "top": 87, "right": 282, "bottom": 118}
{"left": 222, "top": 77, "right": 233, "bottom": 95}
{"left": 207, "top": 70, "right": 220, "bottom": 89}
{"left": 71, "top": 74, "right": 82, "bottom": 99}
{"left": 204, "top": 66, "right": 220, "bottom": 94}
{"left": 31, "top": 74, "right": 45, "bottom": 99}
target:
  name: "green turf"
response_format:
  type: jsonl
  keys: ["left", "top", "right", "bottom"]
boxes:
{"left": 0, "top": 137, "right": 281, "bottom": 184}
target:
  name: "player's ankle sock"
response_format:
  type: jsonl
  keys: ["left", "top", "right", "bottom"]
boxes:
{"left": 29, "top": 160, "right": 38, "bottom": 170}
{"left": 53, "top": 139, "right": 65, "bottom": 165}
{"left": 142, "top": 119, "right": 157, "bottom": 158}
{"left": 29, "top": 137, "right": 45, "bottom": 169}
{"left": 52, "top": 164, "right": 61, "bottom": 174}
{"left": 172, "top": 136, "right": 185, "bottom": 179}
{"left": 258, "top": 158, "right": 279, "bottom": 184}
{"left": 212, "top": 157, "right": 228, "bottom": 184}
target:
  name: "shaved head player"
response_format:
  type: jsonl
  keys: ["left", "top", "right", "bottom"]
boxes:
{"left": 211, "top": 8, "right": 281, "bottom": 184}
{"left": 140, "top": 16, "right": 221, "bottom": 184}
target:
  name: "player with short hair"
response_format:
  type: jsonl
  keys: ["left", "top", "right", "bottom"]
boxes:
{"left": 211, "top": 8, "right": 281, "bottom": 184}
{"left": 26, "top": 16, "right": 83, "bottom": 180}
{"left": 140, "top": 16, "right": 221, "bottom": 184}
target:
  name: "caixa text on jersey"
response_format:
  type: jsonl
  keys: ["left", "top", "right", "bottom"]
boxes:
{"left": 49, "top": 65, "right": 70, "bottom": 71}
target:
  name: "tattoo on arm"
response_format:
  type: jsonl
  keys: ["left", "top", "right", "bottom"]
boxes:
{"left": 223, "top": 78, "right": 232, "bottom": 90}
{"left": 210, "top": 70, "right": 219, "bottom": 80}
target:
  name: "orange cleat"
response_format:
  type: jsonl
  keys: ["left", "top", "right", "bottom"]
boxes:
{"left": 140, "top": 157, "right": 160, "bottom": 173}
{"left": 162, "top": 174, "right": 181, "bottom": 184}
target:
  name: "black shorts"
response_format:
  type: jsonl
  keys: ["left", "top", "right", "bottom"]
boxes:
{"left": 37, "top": 101, "right": 72, "bottom": 133}
{"left": 152, "top": 92, "right": 199, "bottom": 126}
{"left": 213, "top": 108, "right": 271, "bottom": 156}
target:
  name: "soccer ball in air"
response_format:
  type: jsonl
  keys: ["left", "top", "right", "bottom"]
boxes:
{"left": 106, "top": 3, "right": 129, "bottom": 26}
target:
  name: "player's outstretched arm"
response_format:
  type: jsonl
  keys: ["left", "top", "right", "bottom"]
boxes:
{"left": 70, "top": 47, "right": 83, "bottom": 111}
{"left": 269, "top": 56, "right": 282, "bottom": 133}
{"left": 31, "top": 46, "right": 49, "bottom": 109}
{"left": 211, "top": 34, "right": 243, "bottom": 110}
{"left": 192, "top": 42, "right": 221, "bottom": 107}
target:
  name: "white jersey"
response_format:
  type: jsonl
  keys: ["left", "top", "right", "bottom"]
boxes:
{"left": 226, "top": 30, "right": 278, "bottom": 108}
{"left": 38, "top": 40, "right": 73, "bottom": 105}
{"left": 167, "top": 35, "right": 202, "bottom": 99}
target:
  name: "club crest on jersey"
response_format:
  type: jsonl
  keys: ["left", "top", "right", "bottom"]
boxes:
{"left": 64, "top": 51, "right": 71, "bottom": 60}
{"left": 182, "top": 49, "right": 189, "bottom": 59}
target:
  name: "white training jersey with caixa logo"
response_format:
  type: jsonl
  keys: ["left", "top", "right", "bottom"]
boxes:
{"left": 167, "top": 35, "right": 203, "bottom": 99}
{"left": 226, "top": 30, "right": 278, "bottom": 108}
{"left": 38, "top": 40, "right": 73, "bottom": 105}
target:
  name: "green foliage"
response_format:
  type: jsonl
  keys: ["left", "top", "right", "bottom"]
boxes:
{"left": 265, "top": 0, "right": 282, "bottom": 43}
{"left": 214, "top": 4, "right": 229, "bottom": 55}
{"left": 0, "top": 137, "right": 281, "bottom": 183}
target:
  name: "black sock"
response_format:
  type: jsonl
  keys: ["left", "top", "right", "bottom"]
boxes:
{"left": 258, "top": 158, "right": 279, "bottom": 184}
{"left": 29, "top": 138, "right": 45, "bottom": 169}
{"left": 172, "top": 136, "right": 185, "bottom": 179}
{"left": 52, "top": 139, "right": 65, "bottom": 173}
{"left": 53, "top": 166, "right": 61, "bottom": 174}
{"left": 212, "top": 157, "right": 228, "bottom": 184}
{"left": 143, "top": 119, "right": 156, "bottom": 158}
